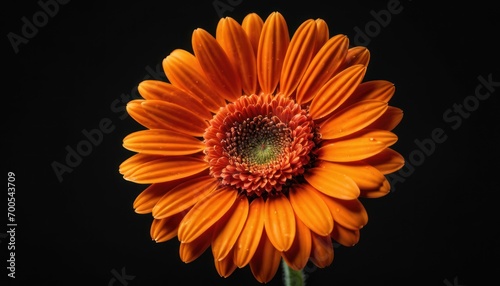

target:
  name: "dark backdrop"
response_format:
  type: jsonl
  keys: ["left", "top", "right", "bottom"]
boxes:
{"left": 3, "top": 0, "right": 499, "bottom": 285}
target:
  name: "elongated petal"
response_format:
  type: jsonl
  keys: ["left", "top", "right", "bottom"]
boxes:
{"left": 178, "top": 187, "right": 238, "bottom": 243}
{"left": 304, "top": 167, "right": 360, "bottom": 200}
{"left": 123, "top": 129, "right": 205, "bottom": 156}
{"left": 296, "top": 34, "right": 348, "bottom": 104}
{"left": 289, "top": 183, "right": 333, "bottom": 236}
{"left": 264, "top": 193, "right": 296, "bottom": 251}
{"left": 133, "top": 180, "right": 184, "bottom": 214}
{"left": 331, "top": 223, "right": 360, "bottom": 247}
{"left": 126, "top": 99, "right": 164, "bottom": 129}
{"left": 242, "top": 13, "right": 264, "bottom": 57}
{"left": 163, "top": 49, "right": 225, "bottom": 112}
{"left": 320, "top": 100, "right": 388, "bottom": 139}
{"left": 179, "top": 227, "right": 213, "bottom": 263}
{"left": 339, "top": 46, "right": 370, "bottom": 70}
{"left": 360, "top": 177, "right": 391, "bottom": 198}
{"left": 257, "top": 12, "right": 289, "bottom": 94}
{"left": 343, "top": 80, "right": 395, "bottom": 107}
{"left": 366, "top": 106, "right": 403, "bottom": 131}
{"left": 363, "top": 148, "right": 405, "bottom": 174}
{"left": 138, "top": 80, "right": 212, "bottom": 120}
{"left": 192, "top": 28, "right": 241, "bottom": 102}
{"left": 217, "top": 17, "right": 257, "bottom": 95}
{"left": 214, "top": 248, "right": 237, "bottom": 278}
{"left": 250, "top": 231, "right": 281, "bottom": 283}
{"left": 141, "top": 100, "right": 208, "bottom": 137}
{"left": 317, "top": 160, "right": 386, "bottom": 191}
{"left": 314, "top": 19, "right": 329, "bottom": 53}
{"left": 123, "top": 156, "right": 209, "bottom": 184}
{"left": 310, "top": 233, "right": 334, "bottom": 268}
{"left": 150, "top": 214, "right": 183, "bottom": 242}
{"left": 280, "top": 19, "right": 317, "bottom": 97}
{"left": 318, "top": 191, "right": 368, "bottom": 230}
{"left": 309, "top": 64, "right": 367, "bottom": 120}
{"left": 282, "top": 212, "right": 312, "bottom": 271}
{"left": 152, "top": 175, "right": 219, "bottom": 219}
{"left": 119, "top": 153, "right": 163, "bottom": 177}
{"left": 234, "top": 197, "right": 265, "bottom": 268}
{"left": 317, "top": 129, "right": 398, "bottom": 162}
{"left": 212, "top": 195, "right": 249, "bottom": 261}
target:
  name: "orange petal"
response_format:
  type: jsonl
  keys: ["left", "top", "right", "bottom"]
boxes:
{"left": 257, "top": 12, "right": 289, "bottom": 94}
{"left": 119, "top": 153, "right": 163, "bottom": 177}
{"left": 310, "top": 233, "right": 334, "bottom": 268}
{"left": 150, "top": 214, "right": 183, "bottom": 242}
{"left": 331, "top": 223, "right": 360, "bottom": 247}
{"left": 360, "top": 177, "right": 391, "bottom": 198}
{"left": 214, "top": 247, "right": 237, "bottom": 278}
{"left": 339, "top": 46, "right": 370, "bottom": 70}
{"left": 216, "top": 17, "right": 257, "bottom": 95}
{"left": 162, "top": 49, "right": 225, "bottom": 112}
{"left": 133, "top": 181, "right": 181, "bottom": 214}
{"left": 309, "top": 64, "right": 367, "bottom": 120}
{"left": 281, "top": 212, "right": 312, "bottom": 271}
{"left": 152, "top": 175, "right": 219, "bottom": 219}
{"left": 123, "top": 156, "right": 209, "bottom": 184}
{"left": 317, "top": 129, "right": 398, "bottom": 162}
{"left": 304, "top": 166, "right": 360, "bottom": 200}
{"left": 289, "top": 184, "right": 333, "bottom": 236}
{"left": 343, "top": 80, "right": 395, "bottom": 107}
{"left": 126, "top": 99, "right": 164, "bottom": 130}
{"left": 318, "top": 192, "right": 368, "bottom": 230}
{"left": 233, "top": 197, "right": 265, "bottom": 268}
{"left": 264, "top": 193, "right": 296, "bottom": 251}
{"left": 280, "top": 19, "right": 317, "bottom": 97}
{"left": 366, "top": 106, "right": 403, "bottom": 131}
{"left": 138, "top": 80, "right": 212, "bottom": 120}
{"left": 192, "top": 28, "right": 241, "bottom": 102}
{"left": 250, "top": 230, "right": 281, "bottom": 283}
{"left": 241, "top": 13, "right": 264, "bottom": 57}
{"left": 363, "top": 148, "right": 405, "bottom": 174}
{"left": 179, "top": 227, "right": 213, "bottom": 263}
{"left": 313, "top": 19, "right": 329, "bottom": 53}
{"left": 141, "top": 100, "right": 209, "bottom": 137}
{"left": 295, "top": 34, "right": 348, "bottom": 105}
{"left": 178, "top": 186, "right": 238, "bottom": 243}
{"left": 320, "top": 100, "right": 388, "bottom": 139}
{"left": 317, "top": 160, "right": 386, "bottom": 191}
{"left": 123, "top": 129, "right": 205, "bottom": 156}
{"left": 212, "top": 195, "right": 249, "bottom": 261}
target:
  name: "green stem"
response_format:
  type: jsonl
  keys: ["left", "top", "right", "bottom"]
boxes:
{"left": 282, "top": 259, "right": 305, "bottom": 286}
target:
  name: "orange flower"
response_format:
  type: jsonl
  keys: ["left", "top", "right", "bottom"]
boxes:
{"left": 120, "top": 11, "right": 404, "bottom": 283}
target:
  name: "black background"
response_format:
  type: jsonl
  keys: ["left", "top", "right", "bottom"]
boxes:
{"left": 2, "top": 0, "right": 499, "bottom": 285}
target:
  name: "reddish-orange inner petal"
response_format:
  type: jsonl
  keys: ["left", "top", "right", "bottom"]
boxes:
{"left": 234, "top": 197, "right": 265, "bottom": 268}
{"left": 178, "top": 187, "right": 238, "bottom": 243}
{"left": 192, "top": 28, "right": 242, "bottom": 102}
{"left": 152, "top": 175, "right": 219, "bottom": 219}
{"left": 309, "top": 64, "right": 367, "bottom": 120}
{"left": 264, "top": 193, "right": 296, "bottom": 251}
{"left": 257, "top": 12, "right": 290, "bottom": 94}
{"left": 289, "top": 183, "right": 333, "bottom": 236}
{"left": 123, "top": 129, "right": 205, "bottom": 156}
{"left": 320, "top": 100, "right": 388, "bottom": 139}
{"left": 212, "top": 195, "right": 249, "bottom": 261}
{"left": 317, "top": 129, "right": 398, "bottom": 162}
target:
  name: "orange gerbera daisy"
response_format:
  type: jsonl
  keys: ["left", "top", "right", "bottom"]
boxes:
{"left": 120, "top": 11, "right": 404, "bottom": 283}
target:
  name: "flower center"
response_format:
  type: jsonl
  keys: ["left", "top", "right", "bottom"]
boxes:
{"left": 204, "top": 93, "right": 317, "bottom": 197}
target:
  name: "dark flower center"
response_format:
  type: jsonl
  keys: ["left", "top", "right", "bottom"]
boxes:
{"left": 203, "top": 93, "right": 317, "bottom": 197}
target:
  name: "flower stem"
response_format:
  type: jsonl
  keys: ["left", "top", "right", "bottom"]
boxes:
{"left": 282, "top": 259, "right": 305, "bottom": 286}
